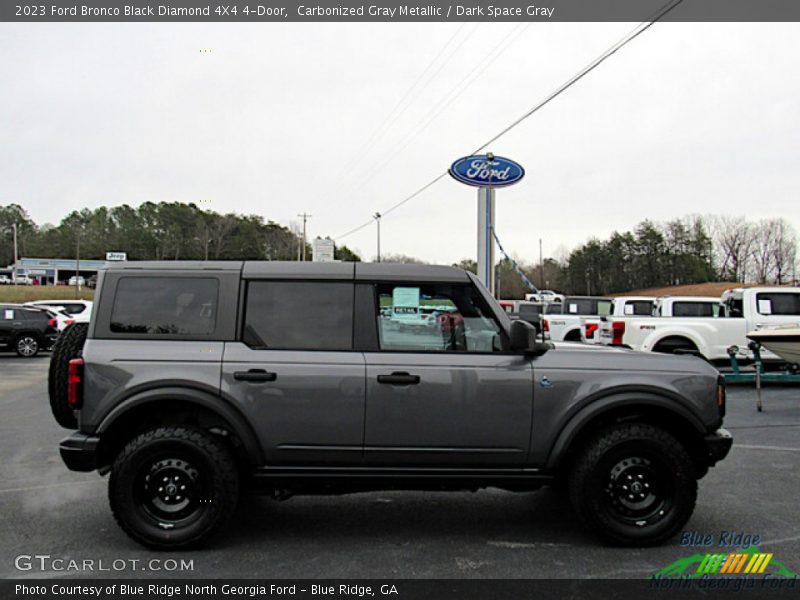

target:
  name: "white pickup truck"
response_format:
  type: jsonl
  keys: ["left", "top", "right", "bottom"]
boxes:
{"left": 544, "top": 296, "right": 612, "bottom": 342}
{"left": 582, "top": 296, "right": 655, "bottom": 343}
{"left": 598, "top": 287, "right": 800, "bottom": 362}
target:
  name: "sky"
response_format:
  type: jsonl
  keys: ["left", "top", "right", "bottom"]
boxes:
{"left": 1, "top": 21, "right": 799, "bottom": 264}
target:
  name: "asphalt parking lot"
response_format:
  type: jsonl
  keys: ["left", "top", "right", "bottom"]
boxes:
{"left": 1, "top": 353, "right": 798, "bottom": 580}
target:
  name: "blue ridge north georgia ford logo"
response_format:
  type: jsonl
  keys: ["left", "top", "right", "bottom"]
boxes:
{"left": 449, "top": 154, "right": 525, "bottom": 187}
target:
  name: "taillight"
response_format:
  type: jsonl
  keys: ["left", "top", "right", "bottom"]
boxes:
{"left": 543, "top": 319, "right": 550, "bottom": 332}
{"left": 65, "top": 319, "right": 75, "bottom": 326}
{"left": 585, "top": 323, "right": 599, "bottom": 339}
{"left": 717, "top": 377, "right": 726, "bottom": 418}
{"left": 611, "top": 321, "right": 626, "bottom": 346}
{"left": 48, "top": 319, "right": 57, "bottom": 328}
{"left": 67, "top": 358, "right": 84, "bottom": 409}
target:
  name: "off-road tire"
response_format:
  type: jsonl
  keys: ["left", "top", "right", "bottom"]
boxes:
{"left": 568, "top": 422, "right": 697, "bottom": 546}
{"left": 109, "top": 426, "right": 240, "bottom": 550}
{"left": 14, "top": 334, "right": 40, "bottom": 358}
{"left": 48, "top": 322, "right": 89, "bottom": 428}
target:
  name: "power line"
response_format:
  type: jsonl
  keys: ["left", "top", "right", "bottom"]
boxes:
{"left": 334, "top": 0, "right": 686, "bottom": 242}
{"left": 335, "top": 171, "right": 449, "bottom": 240}
{"left": 333, "top": 23, "right": 470, "bottom": 183}
{"left": 346, "top": 23, "right": 530, "bottom": 197}
{"left": 472, "top": 0, "right": 685, "bottom": 153}
{"left": 492, "top": 227, "right": 539, "bottom": 293}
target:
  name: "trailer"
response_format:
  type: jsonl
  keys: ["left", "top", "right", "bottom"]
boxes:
{"left": 720, "top": 342, "right": 800, "bottom": 412}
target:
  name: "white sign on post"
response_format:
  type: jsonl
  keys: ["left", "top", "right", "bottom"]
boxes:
{"left": 312, "top": 238, "right": 335, "bottom": 263}
{"left": 393, "top": 287, "right": 420, "bottom": 308}
{"left": 106, "top": 252, "right": 127, "bottom": 261}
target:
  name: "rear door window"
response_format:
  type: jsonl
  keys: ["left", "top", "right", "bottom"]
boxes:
{"left": 672, "top": 302, "right": 715, "bottom": 317}
{"left": 625, "top": 300, "right": 654, "bottom": 316}
{"left": 756, "top": 293, "right": 800, "bottom": 316}
{"left": 243, "top": 281, "right": 354, "bottom": 350}
{"left": 22, "top": 309, "right": 48, "bottom": 323}
{"left": 565, "top": 298, "right": 611, "bottom": 315}
{"left": 110, "top": 277, "right": 218, "bottom": 335}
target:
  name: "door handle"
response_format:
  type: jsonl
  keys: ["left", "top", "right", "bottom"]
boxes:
{"left": 377, "top": 372, "right": 420, "bottom": 386}
{"left": 234, "top": 369, "right": 277, "bottom": 382}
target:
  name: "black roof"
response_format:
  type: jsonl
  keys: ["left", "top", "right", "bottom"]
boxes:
{"left": 106, "top": 261, "right": 471, "bottom": 283}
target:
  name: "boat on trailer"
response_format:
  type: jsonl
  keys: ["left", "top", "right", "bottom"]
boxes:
{"left": 747, "top": 324, "right": 800, "bottom": 366}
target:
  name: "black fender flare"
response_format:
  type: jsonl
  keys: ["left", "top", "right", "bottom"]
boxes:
{"left": 545, "top": 390, "right": 707, "bottom": 470}
{"left": 96, "top": 385, "right": 264, "bottom": 464}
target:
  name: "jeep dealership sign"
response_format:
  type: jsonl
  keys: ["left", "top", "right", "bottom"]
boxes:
{"left": 449, "top": 154, "right": 525, "bottom": 187}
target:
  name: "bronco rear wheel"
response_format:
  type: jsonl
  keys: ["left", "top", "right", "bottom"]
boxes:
{"left": 48, "top": 322, "right": 88, "bottom": 428}
{"left": 109, "top": 426, "right": 239, "bottom": 549}
{"left": 568, "top": 422, "right": 696, "bottom": 546}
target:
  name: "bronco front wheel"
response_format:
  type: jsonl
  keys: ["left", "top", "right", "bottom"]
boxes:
{"left": 109, "top": 426, "right": 239, "bottom": 549}
{"left": 568, "top": 422, "right": 697, "bottom": 546}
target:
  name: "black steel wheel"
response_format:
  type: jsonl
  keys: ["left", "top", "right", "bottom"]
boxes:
{"left": 569, "top": 422, "right": 697, "bottom": 546}
{"left": 109, "top": 426, "right": 239, "bottom": 549}
{"left": 603, "top": 455, "right": 673, "bottom": 527}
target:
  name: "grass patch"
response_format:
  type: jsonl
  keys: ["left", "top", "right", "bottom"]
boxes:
{"left": 0, "top": 286, "right": 94, "bottom": 303}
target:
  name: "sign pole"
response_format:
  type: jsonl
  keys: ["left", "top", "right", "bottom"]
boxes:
{"left": 449, "top": 152, "right": 523, "bottom": 298}
{"left": 477, "top": 186, "right": 495, "bottom": 295}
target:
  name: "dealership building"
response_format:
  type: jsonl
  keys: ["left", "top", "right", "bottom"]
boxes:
{"left": 12, "top": 257, "right": 118, "bottom": 284}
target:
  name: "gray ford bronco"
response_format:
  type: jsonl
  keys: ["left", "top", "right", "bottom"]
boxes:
{"left": 49, "top": 261, "right": 731, "bottom": 549}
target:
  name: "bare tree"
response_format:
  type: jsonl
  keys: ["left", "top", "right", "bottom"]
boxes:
{"left": 771, "top": 218, "right": 797, "bottom": 284}
{"left": 380, "top": 253, "right": 424, "bottom": 264}
{"left": 710, "top": 215, "right": 754, "bottom": 282}
{"left": 751, "top": 219, "right": 777, "bottom": 284}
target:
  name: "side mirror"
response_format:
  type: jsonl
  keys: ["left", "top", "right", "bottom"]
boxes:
{"left": 510, "top": 320, "right": 552, "bottom": 356}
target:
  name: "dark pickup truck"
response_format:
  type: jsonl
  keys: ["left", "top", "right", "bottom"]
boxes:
{"left": 49, "top": 262, "right": 731, "bottom": 549}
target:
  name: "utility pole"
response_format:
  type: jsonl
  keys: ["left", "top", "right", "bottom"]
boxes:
{"left": 75, "top": 229, "right": 81, "bottom": 298}
{"left": 297, "top": 213, "right": 311, "bottom": 261}
{"left": 12, "top": 223, "right": 18, "bottom": 286}
{"left": 373, "top": 212, "right": 381, "bottom": 262}
{"left": 539, "top": 238, "right": 543, "bottom": 289}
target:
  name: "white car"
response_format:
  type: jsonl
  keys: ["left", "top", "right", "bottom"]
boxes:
{"left": 68, "top": 276, "right": 86, "bottom": 286}
{"left": 25, "top": 300, "right": 93, "bottom": 325}
{"left": 44, "top": 306, "right": 78, "bottom": 332}
{"left": 14, "top": 275, "right": 34, "bottom": 285}
{"left": 0, "top": 275, "right": 11, "bottom": 285}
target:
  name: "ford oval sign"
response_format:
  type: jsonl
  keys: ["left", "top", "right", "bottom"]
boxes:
{"left": 449, "top": 154, "right": 524, "bottom": 187}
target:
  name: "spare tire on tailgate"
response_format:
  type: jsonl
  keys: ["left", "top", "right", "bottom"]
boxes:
{"left": 49, "top": 322, "right": 89, "bottom": 429}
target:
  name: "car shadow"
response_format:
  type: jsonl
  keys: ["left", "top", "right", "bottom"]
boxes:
{"left": 221, "top": 487, "right": 587, "bottom": 547}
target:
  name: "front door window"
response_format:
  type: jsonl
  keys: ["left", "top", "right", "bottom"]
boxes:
{"left": 376, "top": 283, "right": 503, "bottom": 353}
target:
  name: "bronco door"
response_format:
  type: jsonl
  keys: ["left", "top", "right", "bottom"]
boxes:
{"left": 361, "top": 282, "right": 533, "bottom": 467}
{"left": 222, "top": 278, "right": 366, "bottom": 466}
